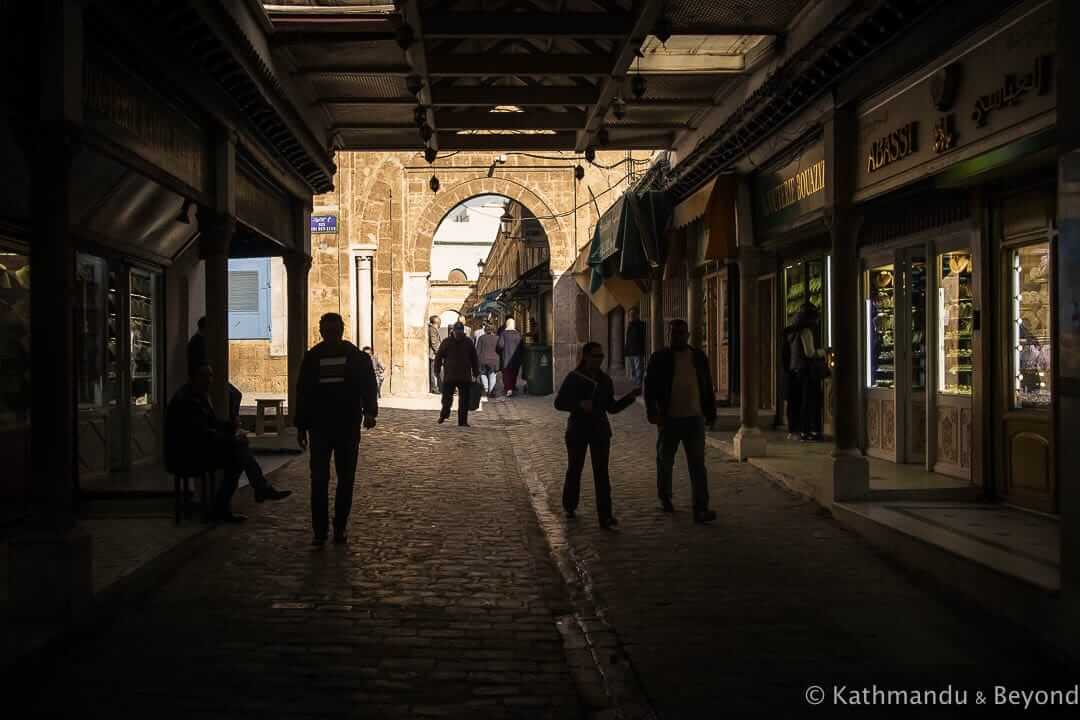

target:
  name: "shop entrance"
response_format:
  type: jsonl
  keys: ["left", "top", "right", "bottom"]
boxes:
{"left": 993, "top": 189, "right": 1056, "bottom": 513}
{"left": 864, "top": 246, "right": 927, "bottom": 465}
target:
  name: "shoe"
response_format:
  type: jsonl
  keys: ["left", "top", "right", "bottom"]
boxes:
{"left": 693, "top": 509, "right": 717, "bottom": 524}
{"left": 254, "top": 486, "right": 292, "bottom": 502}
{"left": 786, "top": 433, "right": 799, "bottom": 441}
{"left": 565, "top": 509, "right": 576, "bottom": 519}
{"left": 218, "top": 512, "right": 248, "bottom": 524}
{"left": 660, "top": 499, "right": 675, "bottom": 513}
{"left": 438, "top": 415, "right": 447, "bottom": 424}
{"left": 506, "top": 390, "right": 513, "bottom": 398}
{"left": 458, "top": 422, "right": 470, "bottom": 427}
{"left": 333, "top": 531, "right": 347, "bottom": 544}
{"left": 599, "top": 516, "right": 619, "bottom": 528}
{"left": 312, "top": 536, "right": 326, "bottom": 547}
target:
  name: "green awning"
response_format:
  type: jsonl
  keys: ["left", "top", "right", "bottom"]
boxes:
{"left": 587, "top": 191, "right": 664, "bottom": 295}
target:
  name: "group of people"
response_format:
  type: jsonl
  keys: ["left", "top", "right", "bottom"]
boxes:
{"left": 554, "top": 317, "right": 719, "bottom": 527}
{"left": 167, "top": 312, "right": 378, "bottom": 546}
{"left": 166, "top": 308, "right": 726, "bottom": 547}
{"left": 429, "top": 315, "right": 524, "bottom": 427}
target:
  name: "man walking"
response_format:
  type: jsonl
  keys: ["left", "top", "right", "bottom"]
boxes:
{"left": 644, "top": 318, "right": 718, "bottom": 524}
{"left": 296, "top": 313, "right": 379, "bottom": 546}
{"left": 475, "top": 323, "right": 500, "bottom": 398}
{"left": 496, "top": 317, "right": 524, "bottom": 397}
{"left": 428, "top": 315, "right": 442, "bottom": 394}
{"left": 624, "top": 307, "right": 646, "bottom": 386}
{"left": 435, "top": 321, "right": 480, "bottom": 426}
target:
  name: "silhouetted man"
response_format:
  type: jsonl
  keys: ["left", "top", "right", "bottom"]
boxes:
{"left": 187, "top": 316, "right": 241, "bottom": 422}
{"left": 624, "top": 307, "right": 646, "bottom": 386}
{"left": 435, "top": 321, "right": 480, "bottom": 427}
{"left": 296, "top": 313, "right": 379, "bottom": 546}
{"left": 165, "top": 363, "right": 291, "bottom": 523}
{"left": 644, "top": 318, "right": 718, "bottom": 524}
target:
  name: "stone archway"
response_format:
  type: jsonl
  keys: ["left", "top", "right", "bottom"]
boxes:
{"left": 409, "top": 176, "right": 572, "bottom": 275}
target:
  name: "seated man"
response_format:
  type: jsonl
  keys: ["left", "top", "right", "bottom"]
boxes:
{"left": 165, "top": 363, "right": 291, "bottom": 522}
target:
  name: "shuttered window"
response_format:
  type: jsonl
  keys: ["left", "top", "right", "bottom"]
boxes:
{"left": 228, "top": 258, "right": 270, "bottom": 339}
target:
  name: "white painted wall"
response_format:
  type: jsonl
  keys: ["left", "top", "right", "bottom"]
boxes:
{"left": 430, "top": 200, "right": 503, "bottom": 282}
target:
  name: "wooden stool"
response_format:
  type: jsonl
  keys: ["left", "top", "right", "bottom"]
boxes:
{"left": 173, "top": 471, "right": 217, "bottom": 524}
{"left": 255, "top": 398, "right": 285, "bottom": 436}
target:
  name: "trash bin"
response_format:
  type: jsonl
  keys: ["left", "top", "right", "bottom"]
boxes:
{"left": 521, "top": 344, "right": 553, "bottom": 396}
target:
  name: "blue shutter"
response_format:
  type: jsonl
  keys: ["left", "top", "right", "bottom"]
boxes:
{"left": 228, "top": 258, "right": 271, "bottom": 339}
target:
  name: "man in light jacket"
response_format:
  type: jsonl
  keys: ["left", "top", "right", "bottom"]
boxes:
{"left": 427, "top": 315, "right": 442, "bottom": 394}
{"left": 435, "top": 322, "right": 480, "bottom": 426}
{"left": 474, "top": 323, "right": 500, "bottom": 398}
{"left": 496, "top": 317, "right": 524, "bottom": 397}
{"left": 644, "top": 318, "right": 718, "bottom": 524}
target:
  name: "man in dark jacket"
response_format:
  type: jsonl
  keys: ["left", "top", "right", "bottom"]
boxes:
{"left": 435, "top": 321, "right": 480, "bottom": 426}
{"left": 624, "top": 307, "right": 647, "bottom": 386}
{"left": 165, "top": 364, "right": 291, "bottom": 523}
{"left": 296, "top": 312, "right": 379, "bottom": 546}
{"left": 496, "top": 317, "right": 524, "bottom": 397}
{"left": 644, "top": 318, "right": 718, "bottom": 524}
{"left": 475, "top": 323, "right": 500, "bottom": 398}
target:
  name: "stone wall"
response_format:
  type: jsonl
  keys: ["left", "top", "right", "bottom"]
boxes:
{"left": 229, "top": 340, "right": 288, "bottom": 396}
{"left": 230, "top": 150, "right": 651, "bottom": 396}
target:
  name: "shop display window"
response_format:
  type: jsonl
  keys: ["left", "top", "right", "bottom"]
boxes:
{"left": 910, "top": 257, "right": 927, "bottom": 390}
{"left": 0, "top": 252, "right": 31, "bottom": 429}
{"left": 866, "top": 264, "right": 895, "bottom": 388}
{"left": 77, "top": 255, "right": 107, "bottom": 407}
{"left": 937, "top": 252, "right": 974, "bottom": 395}
{"left": 783, "top": 263, "right": 804, "bottom": 326}
{"left": 1011, "top": 242, "right": 1051, "bottom": 408}
{"left": 130, "top": 269, "right": 156, "bottom": 406}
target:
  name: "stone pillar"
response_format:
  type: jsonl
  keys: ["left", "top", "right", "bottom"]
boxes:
{"left": 1056, "top": 0, "right": 1080, "bottom": 654}
{"left": 197, "top": 209, "right": 234, "bottom": 416}
{"left": 608, "top": 307, "right": 625, "bottom": 375}
{"left": 649, "top": 270, "right": 665, "bottom": 354}
{"left": 284, "top": 253, "right": 311, "bottom": 426}
{"left": 825, "top": 106, "right": 869, "bottom": 502}
{"left": 10, "top": 0, "right": 92, "bottom": 623}
{"left": 356, "top": 249, "right": 375, "bottom": 351}
{"left": 734, "top": 246, "right": 768, "bottom": 460}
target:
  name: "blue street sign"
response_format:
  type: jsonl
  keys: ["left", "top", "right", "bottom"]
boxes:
{"left": 311, "top": 215, "right": 338, "bottom": 234}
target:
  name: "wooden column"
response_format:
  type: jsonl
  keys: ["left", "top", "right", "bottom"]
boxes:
{"left": 608, "top": 306, "right": 625, "bottom": 375}
{"left": 1055, "top": 0, "right": 1080, "bottom": 651}
{"left": 649, "top": 270, "right": 665, "bottom": 354}
{"left": 197, "top": 209, "right": 234, "bottom": 416}
{"left": 824, "top": 107, "right": 869, "bottom": 501}
{"left": 10, "top": 0, "right": 92, "bottom": 622}
{"left": 284, "top": 252, "right": 311, "bottom": 427}
{"left": 734, "top": 247, "right": 768, "bottom": 459}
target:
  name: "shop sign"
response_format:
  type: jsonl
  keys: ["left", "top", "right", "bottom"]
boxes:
{"left": 310, "top": 215, "right": 337, "bottom": 234}
{"left": 753, "top": 141, "right": 827, "bottom": 230}
{"left": 866, "top": 122, "right": 919, "bottom": 173}
{"left": 855, "top": 1, "right": 1056, "bottom": 199}
{"left": 594, "top": 196, "right": 624, "bottom": 260}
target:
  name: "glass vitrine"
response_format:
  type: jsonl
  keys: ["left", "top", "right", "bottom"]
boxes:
{"left": 937, "top": 251, "right": 974, "bottom": 395}
{"left": 866, "top": 264, "right": 896, "bottom": 388}
{"left": 783, "top": 262, "right": 805, "bottom": 327}
{"left": 0, "top": 251, "right": 31, "bottom": 430}
{"left": 130, "top": 269, "right": 156, "bottom": 406}
{"left": 1011, "top": 242, "right": 1051, "bottom": 408}
{"left": 77, "top": 255, "right": 107, "bottom": 407}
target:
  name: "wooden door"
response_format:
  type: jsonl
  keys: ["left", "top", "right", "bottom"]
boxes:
{"left": 995, "top": 190, "right": 1056, "bottom": 513}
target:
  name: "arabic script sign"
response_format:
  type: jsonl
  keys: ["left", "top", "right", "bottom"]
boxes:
{"left": 311, "top": 215, "right": 337, "bottom": 234}
{"left": 855, "top": 2, "right": 1055, "bottom": 199}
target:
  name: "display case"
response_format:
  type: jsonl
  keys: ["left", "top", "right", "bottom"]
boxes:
{"left": 0, "top": 252, "right": 31, "bottom": 429}
{"left": 1011, "top": 242, "right": 1051, "bottom": 408}
{"left": 938, "top": 251, "right": 974, "bottom": 395}
{"left": 130, "top": 269, "right": 156, "bottom": 406}
{"left": 910, "top": 258, "right": 927, "bottom": 391}
{"left": 866, "top": 264, "right": 895, "bottom": 389}
{"left": 783, "top": 262, "right": 805, "bottom": 326}
{"left": 106, "top": 268, "right": 122, "bottom": 405}
{"left": 77, "top": 255, "right": 107, "bottom": 407}
{"left": 783, "top": 256, "right": 830, "bottom": 343}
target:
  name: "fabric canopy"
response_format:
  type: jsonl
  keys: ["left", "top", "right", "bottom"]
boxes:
{"left": 672, "top": 178, "right": 716, "bottom": 229}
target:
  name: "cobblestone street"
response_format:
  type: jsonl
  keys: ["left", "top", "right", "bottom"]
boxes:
{"left": 20, "top": 400, "right": 1072, "bottom": 719}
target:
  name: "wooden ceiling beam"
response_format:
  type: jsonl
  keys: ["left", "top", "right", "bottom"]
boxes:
{"left": 426, "top": 54, "right": 614, "bottom": 76}
{"left": 435, "top": 109, "right": 586, "bottom": 130}
{"left": 422, "top": 14, "right": 633, "bottom": 38}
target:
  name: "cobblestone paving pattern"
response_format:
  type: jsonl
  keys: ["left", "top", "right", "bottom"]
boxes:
{"left": 23, "top": 408, "right": 580, "bottom": 720}
{"left": 497, "top": 397, "right": 1072, "bottom": 719}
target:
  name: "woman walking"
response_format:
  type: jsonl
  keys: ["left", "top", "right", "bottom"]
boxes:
{"left": 554, "top": 342, "right": 641, "bottom": 527}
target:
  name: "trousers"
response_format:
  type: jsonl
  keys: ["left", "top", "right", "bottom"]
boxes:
{"left": 626, "top": 355, "right": 644, "bottom": 385}
{"left": 213, "top": 433, "right": 266, "bottom": 515}
{"left": 563, "top": 434, "right": 613, "bottom": 521}
{"left": 309, "top": 428, "right": 360, "bottom": 539}
{"left": 656, "top": 416, "right": 709, "bottom": 512}
{"left": 479, "top": 364, "right": 498, "bottom": 395}
{"left": 441, "top": 381, "right": 471, "bottom": 425}
{"left": 428, "top": 358, "right": 440, "bottom": 393}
